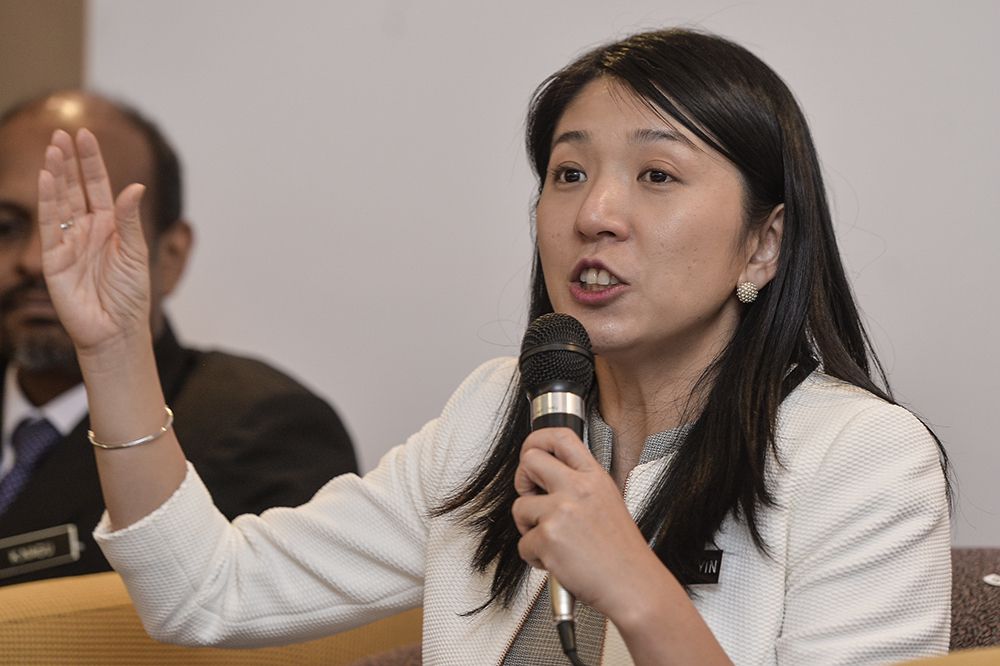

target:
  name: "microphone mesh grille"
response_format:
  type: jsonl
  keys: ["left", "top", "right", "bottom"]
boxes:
{"left": 519, "top": 313, "right": 595, "bottom": 394}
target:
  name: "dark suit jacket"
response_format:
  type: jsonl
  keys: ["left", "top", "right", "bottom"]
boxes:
{"left": 0, "top": 322, "right": 357, "bottom": 585}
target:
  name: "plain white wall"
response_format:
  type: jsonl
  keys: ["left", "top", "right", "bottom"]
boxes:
{"left": 85, "top": 0, "right": 1000, "bottom": 546}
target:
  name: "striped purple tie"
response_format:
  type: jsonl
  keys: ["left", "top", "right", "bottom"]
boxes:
{"left": 0, "top": 418, "right": 61, "bottom": 515}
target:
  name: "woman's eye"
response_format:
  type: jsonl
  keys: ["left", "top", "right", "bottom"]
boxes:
{"left": 642, "top": 169, "right": 671, "bottom": 183}
{"left": 553, "top": 167, "right": 586, "bottom": 184}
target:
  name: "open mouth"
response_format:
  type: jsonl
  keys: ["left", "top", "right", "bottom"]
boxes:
{"left": 577, "top": 267, "right": 621, "bottom": 292}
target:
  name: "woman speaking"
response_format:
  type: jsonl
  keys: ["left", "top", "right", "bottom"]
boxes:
{"left": 36, "top": 28, "right": 949, "bottom": 666}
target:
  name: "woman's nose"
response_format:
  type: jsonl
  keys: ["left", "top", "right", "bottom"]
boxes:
{"left": 574, "top": 175, "right": 631, "bottom": 241}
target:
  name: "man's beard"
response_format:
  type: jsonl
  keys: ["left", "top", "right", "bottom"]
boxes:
{"left": 2, "top": 327, "right": 78, "bottom": 371}
{"left": 0, "top": 281, "right": 79, "bottom": 372}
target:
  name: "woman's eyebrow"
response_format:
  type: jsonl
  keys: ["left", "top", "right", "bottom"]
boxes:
{"left": 631, "top": 127, "right": 697, "bottom": 150}
{"left": 551, "top": 129, "right": 589, "bottom": 149}
{"left": 550, "top": 127, "right": 698, "bottom": 151}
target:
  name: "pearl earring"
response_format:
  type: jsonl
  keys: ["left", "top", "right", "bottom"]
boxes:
{"left": 736, "top": 281, "right": 758, "bottom": 304}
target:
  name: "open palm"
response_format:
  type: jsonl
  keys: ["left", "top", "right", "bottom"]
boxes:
{"left": 37, "top": 129, "right": 152, "bottom": 355}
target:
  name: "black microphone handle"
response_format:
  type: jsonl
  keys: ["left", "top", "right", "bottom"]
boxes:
{"left": 532, "top": 412, "right": 584, "bottom": 435}
{"left": 529, "top": 393, "right": 586, "bottom": 665}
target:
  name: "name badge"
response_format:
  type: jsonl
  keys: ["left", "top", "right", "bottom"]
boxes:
{"left": 0, "top": 524, "right": 82, "bottom": 579}
{"left": 683, "top": 549, "right": 723, "bottom": 585}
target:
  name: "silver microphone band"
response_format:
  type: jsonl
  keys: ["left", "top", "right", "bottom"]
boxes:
{"left": 531, "top": 392, "right": 585, "bottom": 422}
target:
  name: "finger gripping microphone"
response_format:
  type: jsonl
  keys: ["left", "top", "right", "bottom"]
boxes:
{"left": 519, "top": 312, "right": 595, "bottom": 666}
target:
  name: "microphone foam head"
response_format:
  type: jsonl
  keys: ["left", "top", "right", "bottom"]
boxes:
{"left": 519, "top": 313, "right": 595, "bottom": 397}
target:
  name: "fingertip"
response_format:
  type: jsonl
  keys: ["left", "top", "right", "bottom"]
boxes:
{"left": 121, "top": 183, "right": 147, "bottom": 207}
{"left": 115, "top": 183, "right": 147, "bottom": 231}
{"left": 44, "top": 144, "right": 64, "bottom": 170}
{"left": 51, "top": 129, "right": 73, "bottom": 153}
{"left": 75, "top": 128, "right": 98, "bottom": 154}
{"left": 37, "top": 169, "right": 54, "bottom": 196}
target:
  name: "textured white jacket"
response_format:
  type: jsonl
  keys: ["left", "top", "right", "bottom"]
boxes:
{"left": 95, "top": 358, "right": 950, "bottom": 665}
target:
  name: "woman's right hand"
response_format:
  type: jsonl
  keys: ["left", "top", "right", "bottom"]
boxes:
{"left": 38, "top": 128, "right": 153, "bottom": 359}
{"left": 513, "top": 428, "right": 733, "bottom": 666}
{"left": 38, "top": 128, "right": 188, "bottom": 530}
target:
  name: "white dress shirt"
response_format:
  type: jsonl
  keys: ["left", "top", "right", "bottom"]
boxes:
{"left": 0, "top": 365, "right": 89, "bottom": 482}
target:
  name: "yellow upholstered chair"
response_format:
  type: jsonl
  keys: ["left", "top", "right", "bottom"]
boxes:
{"left": 894, "top": 647, "right": 1000, "bottom": 665}
{"left": 0, "top": 571, "right": 421, "bottom": 665}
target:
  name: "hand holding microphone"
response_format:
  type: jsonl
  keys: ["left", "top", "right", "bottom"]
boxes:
{"left": 515, "top": 313, "right": 663, "bottom": 664}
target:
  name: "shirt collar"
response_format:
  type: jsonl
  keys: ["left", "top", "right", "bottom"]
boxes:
{"left": 3, "top": 365, "right": 89, "bottom": 440}
{"left": 587, "top": 408, "right": 690, "bottom": 473}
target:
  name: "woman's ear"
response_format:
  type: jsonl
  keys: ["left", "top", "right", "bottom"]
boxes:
{"left": 740, "top": 204, "right": 783, "bottom": 289}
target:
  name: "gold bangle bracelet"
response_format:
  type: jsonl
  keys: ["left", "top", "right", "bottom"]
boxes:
{"left": 89, "top": 406, "right": 174, "bottom": 450}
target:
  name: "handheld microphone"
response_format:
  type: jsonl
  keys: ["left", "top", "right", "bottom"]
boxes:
{"left": 519, "top": 313, "right": 595, "bottom": 666}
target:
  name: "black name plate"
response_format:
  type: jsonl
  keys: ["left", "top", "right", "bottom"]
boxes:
{"left": 0, "top": 523, "right": 81, "bottom": 579}
{"left": 680, "top": 549, "right": 723, "bottom": 585}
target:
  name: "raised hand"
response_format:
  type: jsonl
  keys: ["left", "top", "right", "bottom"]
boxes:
{"left": 37, "top": 128, "right": 188, "bottom": 530}
{"left": 37, "top": 129, "right": 152, "bottom": 356}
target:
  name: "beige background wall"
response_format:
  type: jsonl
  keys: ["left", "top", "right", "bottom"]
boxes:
{"left": 0, "top": 0, "right": 84, "bottom": 113}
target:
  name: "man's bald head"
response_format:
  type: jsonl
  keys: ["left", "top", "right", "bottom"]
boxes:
{"left": 0, "top": 90, "right": 182, "bottom": 237}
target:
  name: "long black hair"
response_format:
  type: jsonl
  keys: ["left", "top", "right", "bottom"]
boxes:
{"left": 437, "top": 28, "right": 948, "bottom": 610}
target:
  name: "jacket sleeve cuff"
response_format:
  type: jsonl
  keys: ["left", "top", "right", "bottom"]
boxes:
{"left": 93, "top": 461, "right": 233, "bottom": 641}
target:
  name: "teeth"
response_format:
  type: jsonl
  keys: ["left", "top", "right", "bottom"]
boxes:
{"left": 579, "top": 268, "right": 619, "bottom": 290}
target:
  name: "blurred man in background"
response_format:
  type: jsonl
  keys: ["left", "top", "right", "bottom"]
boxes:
{"left": 0, "top": 91, "right": 357, "bottom": 585}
